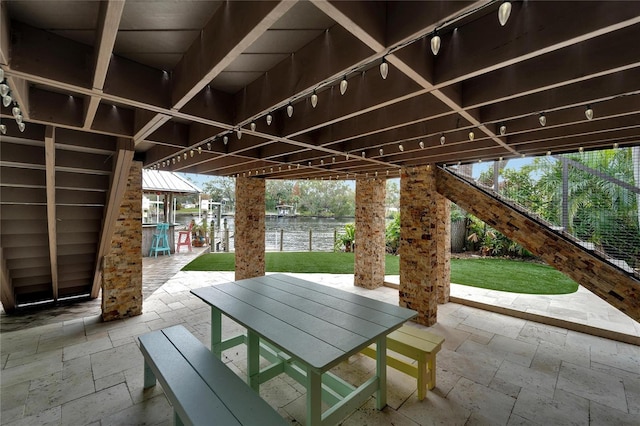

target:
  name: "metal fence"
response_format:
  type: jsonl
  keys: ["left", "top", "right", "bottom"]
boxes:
{"left": 446, "top": 147, "right": 639, "bottom": 275}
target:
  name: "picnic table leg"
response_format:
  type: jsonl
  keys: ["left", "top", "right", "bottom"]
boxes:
{"left": 210, "top": 308, "right": 222, "bottom": 358}
{"left": 306, "top": 368, "right": 322, "bottom": 426}
{"left": 375, "top": 335, "right": 387, "bottom": 410}
{"left": 247, "top": 330, "right": 260, "bottom": 392}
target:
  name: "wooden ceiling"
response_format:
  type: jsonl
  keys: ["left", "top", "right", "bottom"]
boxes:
{"left": 1, "top": 0, "right": 639, "bottom": 180}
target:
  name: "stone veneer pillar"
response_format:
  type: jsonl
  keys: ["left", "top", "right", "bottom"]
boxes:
{"left": 102, "top": 161, "right": 142, "bottom": 321}
{"left": 235, "top": 176, "right": 265, "bottom": 280}
{"left": 354, "top": 178, "right": 386, "bottom": 289}
{"left": 399, "top": 165, "right": 451, "bottom": 326}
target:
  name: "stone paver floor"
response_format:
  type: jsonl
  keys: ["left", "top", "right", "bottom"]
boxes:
{"left": 1, "top": 252, "right": 639, "bottom": 425}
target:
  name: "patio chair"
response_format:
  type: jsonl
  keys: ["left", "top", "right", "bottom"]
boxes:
{"left": 149, "top": 223, "right": 171, "bottom": 257}
{"left": 176, "top": 221, "right": 193, "bottom": 252}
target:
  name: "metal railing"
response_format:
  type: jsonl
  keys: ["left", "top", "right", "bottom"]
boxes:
{"left": 445, "top": 147, "right": 639, "bottom": 278}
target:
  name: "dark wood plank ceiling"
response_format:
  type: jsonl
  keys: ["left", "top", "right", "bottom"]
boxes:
{"left": 1, "top": 0, "right": 639, "bottom": 181}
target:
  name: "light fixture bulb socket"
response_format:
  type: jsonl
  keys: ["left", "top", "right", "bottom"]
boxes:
{"left": 430, "top": 34, "right": 441, "bottom": 56}
{"left": 380, "top": 59, "right": 389, "bottom": 80}
{"left": 539, "top": 113, "right": 547, "bottom": 126}
{"left": 340, "top": 77, "right": 348, "bottom": 95}
{"left": 498, "top": 1, "right": 512, "bottom": 26}
{"left": 585, "top": 105, "right": 594, "bottom": 120}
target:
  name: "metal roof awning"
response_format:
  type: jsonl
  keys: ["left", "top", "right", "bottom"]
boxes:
{"left": 143, "top": 170, "right": 202, "bottom": 195}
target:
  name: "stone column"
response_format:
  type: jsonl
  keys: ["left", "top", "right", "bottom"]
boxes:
{"left": 354, "top": 177, "right": 386, "bottom": 289}
{"left": 235, "top": 176, "right": 265, "bottom": 280}
{"left": 102, "top": 162, "right": 142, "bottom": 321}
{"left": 399, "top": 165, "right": 450, "bottom": 326}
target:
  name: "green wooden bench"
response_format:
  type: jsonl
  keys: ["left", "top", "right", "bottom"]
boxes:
{"left": 361, "top": 325, "right": 444, "bottom": 400}
{"left": 138, "top": 325, "right": 287, "bottom": 426}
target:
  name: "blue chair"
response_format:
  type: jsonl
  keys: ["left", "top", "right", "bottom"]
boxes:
{"left": 149, "top": 223, "right": 171, "bottom": 257}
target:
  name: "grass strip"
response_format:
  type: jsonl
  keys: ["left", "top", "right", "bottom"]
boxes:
{"left": 183, "top": 252, "right": 578, "bottom": 295}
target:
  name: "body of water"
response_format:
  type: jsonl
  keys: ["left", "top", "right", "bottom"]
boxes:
{"left": 174, "top": 213, "right": 354, "bottom": 252}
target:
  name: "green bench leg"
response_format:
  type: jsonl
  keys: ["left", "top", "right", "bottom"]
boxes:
{"left": 143, "top": 361, "right": 156, "bottom": 389}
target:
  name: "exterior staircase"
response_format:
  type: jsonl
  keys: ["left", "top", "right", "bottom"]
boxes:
{"left": 1, "top": 127, "right": 121, "bottom": 311}
{"left": 436, "top": 166, "right": 640, "bottom": 323}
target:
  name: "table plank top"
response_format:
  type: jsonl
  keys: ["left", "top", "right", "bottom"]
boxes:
{"left": 191, "top": 274, "right": 417, "bottom": 371}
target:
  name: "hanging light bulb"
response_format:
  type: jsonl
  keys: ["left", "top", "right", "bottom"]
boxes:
{"left": 0, "top": 83, "right": 9, "bottom": 97}
{"left": 198, "top": 146, "right": 202, "bottom": 154}
{"left": 340, "top": 76, "right": 348, "bottom": 95}
{"left": 539, "top": 113, "right": 547, "bottom": 126}
{"left": 15, "top": 114, "right": 23, "bottom": 124}
{"left": 223, "top": 135, "right": 229, "bottom": 145}
{"left": 183, "top": 153, "right": 187, "bottom": 159}
{"left": 379, "top": 148, "right": 384, "bottom": 156}
{"left": 578, "top": 146, "right": 584, "bottom": 153}
{"left": 398, "top": 144, "right": 404, "bottom": 152}
{"left": 266, "top": 113, "right": 273, "bottom": 125}
{"left": 286, "top": 103, "right": 293, "bottom": 117}
{"left": 172, "top": 158, "right": 176, "bottom": 164}
{"left": 236, "top": 129, "right": 242, "bottom": 139}
{"left": 440, "top": 134, "right": 446, "bottom": 145}
{"left": 380, "top": 57, "right": 389, "bottom": 80}
{"left": 190, "top": 150, "right": 194, "bottom": 157}
{"left": 207, "top": 142, "right": 211, "bottom": 150}
{"left": 310, "top": 90, "right": 318, "bottom": 108}
{"left": 468, "top": 130, "right": 475, "bottom": 141}
{"left": 430, "top": 32, "right": 441, "bottom": 56}
{"left": 250, "top": 122, "right": 256, "bottom": 131}
{"left": 12, "top": 106, "right": 20, "bottom": 118}
{"left": 499, "top": 124, "right": 507, "bottom": 135}
{"left": 2, "top": 94, "right": 11, "bottom": 107}
{"left": 0, "top": 124, "right": 5, "bottom": 134}
{"left": 419, "top": 140, "right": 425, "bottom": 149}
{"left": 613, "top": 143, "right": 619, "bottom": 149}
{"left": 177, "top": 155, "right": 180, "bottom": 162}
{"left": 498, "top": 1, "right": 512, "bottom": 26}
{"left": 585, "top": 105, "right": 594, "bottom": 120}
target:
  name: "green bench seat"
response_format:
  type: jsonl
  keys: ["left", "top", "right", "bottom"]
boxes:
{"left": 138, "top": 325, "right": 287, "bottom": 426}
{"left": 361, "top": 325, "right": 444, "bottom": 400}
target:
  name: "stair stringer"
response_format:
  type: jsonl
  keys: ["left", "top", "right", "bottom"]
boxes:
{"left": 436, "top": 167, "right": 640, "bottom": 323}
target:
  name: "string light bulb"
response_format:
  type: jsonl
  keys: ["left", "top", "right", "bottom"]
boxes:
{"left": 236, "top": 129, "right": 242, "bottom": 139}
{"left": 2, "top": 93, "right": 11, "bottom": 107}
{"left": 286, "top": 103, "right": 293, "bottom": 117}
{"left": 380, "top": 57, "right": 389, "bottom": 80}
{"left": 440, "top": 134, "right": 446, "bottom": 145}
{"left": 12, "top": 106, "right": 20, "bottom": 118}
{"left": 585, "top": 105, "right": 594, "bottom": 120}
{"left": 498, "top": 1, "right": 512, "bottom": 26}
{"left": 398, "top": 144, "right": 404, "bottom": 152}
{"left": 379, "top": 148, "right": 384, "bottom": 156}
{"left": 310, "top": 90, "right": 318, "bottom": 108}
{"left": 430, "top": 32, "right": 441, "bottom": 56}
{"left": 0, "top": 83, "right": 8, "bottom": 97}
{"left": 266, "top": 113, "right": 273, "bottom": 125}
{"left": 539, "top": 113, "right": 547, "bottom": 126}
{"left": 340, "top": 76, "right": 348, "bottom": 95}
{"left": 0, "top": 124, "right": 6, "bottom": 134}
{"left": 468, "top": 130, "right": 475, "bottom": 141}
{"left": 197, "top": 146, "right": 202, "bottom": 154}
{"left": 499, "top": 124, "right": 507, "bottom": 135}
{"left": 250, "top": 122, "right": 256, "bottom": 131}
{"left": 223, "top": 135, "right": 229, "bottom": 145}
{"left": 207, "top": 142, "right": 211, "bottom": 150}
{"left": 419, "top": 140, "right": 425, "bottom": 149}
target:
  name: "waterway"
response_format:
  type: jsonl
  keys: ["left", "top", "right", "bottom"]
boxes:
{"left": 174, "top": 213, "right": 354, "bottom": 252}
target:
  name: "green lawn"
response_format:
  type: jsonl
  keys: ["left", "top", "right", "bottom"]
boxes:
{"left": 182, "top": 252, "right": 578, "bottom": 295}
